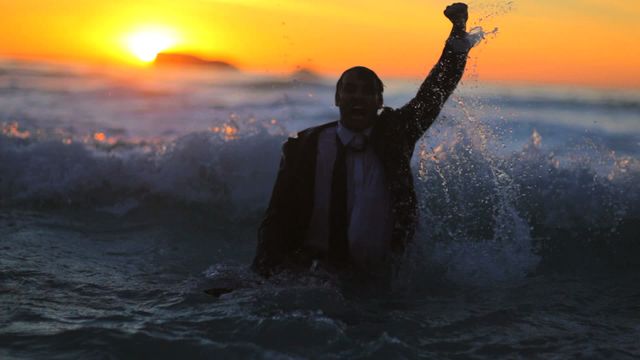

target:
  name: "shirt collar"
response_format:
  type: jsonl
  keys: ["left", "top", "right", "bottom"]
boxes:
{"left": 337, "top": 122, "right": 372, "bottom": 147}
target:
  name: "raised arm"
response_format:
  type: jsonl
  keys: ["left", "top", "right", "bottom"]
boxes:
{"left": 396, "top": 3, "right": 471, "bottom": 145}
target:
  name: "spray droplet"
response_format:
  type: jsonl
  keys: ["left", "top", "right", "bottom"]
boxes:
{"left": 467, "top": 26, "right": 499, "bottom": 48}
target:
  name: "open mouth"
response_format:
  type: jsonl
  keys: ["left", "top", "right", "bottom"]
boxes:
{"left": 349, "top": 105, "right": 366, "bottom": 117}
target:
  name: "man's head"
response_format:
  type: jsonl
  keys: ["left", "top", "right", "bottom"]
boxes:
{"left": 335, "top": 66, "right": 384, "bottom": 131}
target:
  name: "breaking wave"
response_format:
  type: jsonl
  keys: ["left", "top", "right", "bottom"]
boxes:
{"left": 2, "top": 112, "right": 639, "bottom": 284}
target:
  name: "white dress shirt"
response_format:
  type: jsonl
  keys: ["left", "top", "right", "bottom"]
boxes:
{"left": 304, "top": 122, "right": 394, "bottom": 269}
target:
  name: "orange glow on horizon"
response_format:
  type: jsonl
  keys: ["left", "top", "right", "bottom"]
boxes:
{"left": 0, "top": 0, "right": 638, "bottom": 88}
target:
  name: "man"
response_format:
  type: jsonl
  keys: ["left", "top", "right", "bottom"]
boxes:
{"left": 252, "top": 3, "right": 472, "bottom": 277}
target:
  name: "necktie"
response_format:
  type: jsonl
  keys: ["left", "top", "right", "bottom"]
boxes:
{"left": 350, "top": 133, "right": 367, "bottom": 152}
{"left": 329, "top": 134, "right": 349, "bottom": 266}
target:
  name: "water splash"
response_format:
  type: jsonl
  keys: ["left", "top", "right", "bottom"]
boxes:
{"left": 404, "top": 84, "right": 640, "bottom": 285}
{"left": 467, "top": 26, "right": 499, "bottom": 48}
{"left": 469, "top": 0, "right": 515, "bottom": 25}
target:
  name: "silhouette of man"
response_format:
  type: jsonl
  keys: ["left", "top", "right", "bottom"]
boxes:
{"left": 253, "top": 3, "right": 472, "bottom": 276}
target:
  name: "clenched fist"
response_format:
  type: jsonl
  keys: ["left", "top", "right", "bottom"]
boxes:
{"left": 444, "top": 3, "right": 468, "bottom": 28}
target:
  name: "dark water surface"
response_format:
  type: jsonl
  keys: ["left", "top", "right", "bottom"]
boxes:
{"left": 2, "top": 210, "right": 640, "bottom": 359}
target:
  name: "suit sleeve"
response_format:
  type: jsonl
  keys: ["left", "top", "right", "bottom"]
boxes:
{"left": 395, "top": 36, "right": 470, "bottom": 145}
{"left": 251, "top": 138, "right": 298, "bottom": 276}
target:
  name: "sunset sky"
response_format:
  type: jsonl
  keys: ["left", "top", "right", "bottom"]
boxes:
{"left": 1, "top": 0, "right": 639, "bottom": 88}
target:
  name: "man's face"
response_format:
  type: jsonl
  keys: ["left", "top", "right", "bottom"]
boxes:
{"left": 336, "top": 71, "right": 382, "bottom": 131}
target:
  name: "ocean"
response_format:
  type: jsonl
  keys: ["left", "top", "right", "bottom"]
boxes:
{"left": 1, "top": 58, "right": 639, "bottom": 358}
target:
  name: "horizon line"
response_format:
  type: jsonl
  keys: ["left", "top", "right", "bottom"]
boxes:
{"left": 1, "top": 54, "right": 639, "bottom": 92}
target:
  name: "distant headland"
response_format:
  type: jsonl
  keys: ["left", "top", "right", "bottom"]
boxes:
{"left": 154, "top": 53, "right": 238, "bottom": 71}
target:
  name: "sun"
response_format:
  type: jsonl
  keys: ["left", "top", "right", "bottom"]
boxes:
{"left": 126, "top": 29, "right": 176, "bottom": 63}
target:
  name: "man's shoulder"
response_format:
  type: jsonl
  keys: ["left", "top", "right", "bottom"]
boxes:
{"left": 379, "top": 106, "right": 398, "bottom": 119}
{"left": 281, "top": 121, "right": 338, "bottom": 156}
{"left": 297, "top": 120, "right": 338, "bottom": 139}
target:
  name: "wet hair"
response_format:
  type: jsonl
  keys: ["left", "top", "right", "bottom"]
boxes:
{"left": 335, "top": 66, "right": 384, "bottom": 105}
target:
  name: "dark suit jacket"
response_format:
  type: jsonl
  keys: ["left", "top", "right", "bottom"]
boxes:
{"left": 252, "top": 39, "right": 469, "bottom": 276}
